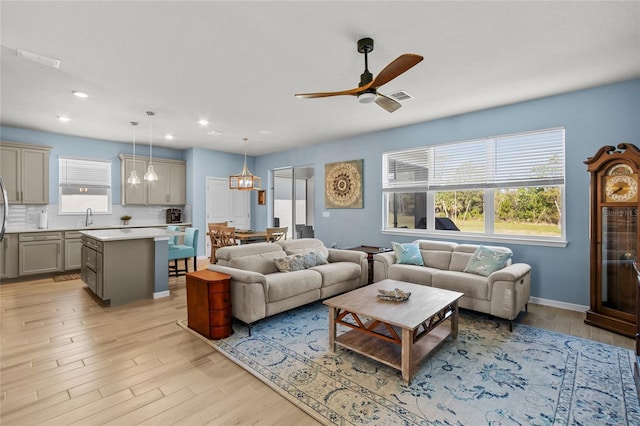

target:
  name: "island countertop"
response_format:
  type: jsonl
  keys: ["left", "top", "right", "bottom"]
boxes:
{"left": 79, "top": 228, "right": 183, "bottom": 242}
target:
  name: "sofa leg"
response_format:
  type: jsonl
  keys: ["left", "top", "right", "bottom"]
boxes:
{"left": 525, "top": 303, "right": 528, "bottom": 312}
{"left": 509, "top": 320, "right": 513, "bottom": 332}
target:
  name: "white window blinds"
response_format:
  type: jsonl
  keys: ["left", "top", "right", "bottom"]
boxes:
{"left": 59, "top": 157, "right": 111, "bottom": 188}
{"left": 383, "top": 147, "right": 429, "bottom": 189}
{"left": 383, "top": 127, "right": 565, "bottom": 191}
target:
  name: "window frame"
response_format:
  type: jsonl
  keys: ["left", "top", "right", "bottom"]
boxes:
{"left": 381, "top": 128, "right": 567, "bottom": 247}
{"left": 58, "top": 156, "right": 112, "bottom": 215}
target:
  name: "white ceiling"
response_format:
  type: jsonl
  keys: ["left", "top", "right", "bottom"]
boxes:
{"left": 1, "top": 1, "right": 639, "bottom": 156}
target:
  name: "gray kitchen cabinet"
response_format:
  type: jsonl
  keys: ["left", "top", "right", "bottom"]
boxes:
{"left": 0, "top": 141, "right": 51, "bottom": 204}
{"left": 64, "top": 231, "right": 83, "bottom": 270}
{"left": 81, "top": 234, "right": 153, "bottom": 305}
{"left": 18, "top": 232, "right": 63, "bottom": 276}
{"left": 1, "top": 234, "right": 19, "bottom": 279}
{"left": 121, "top": 157, "right": 147, "bottom": 205}
{"left": 119, "top": 155, "right": 185, "bottom": 206}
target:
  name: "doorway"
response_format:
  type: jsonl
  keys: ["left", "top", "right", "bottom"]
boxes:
{"left": 272, "top": 166, "right": 314, "bottom": 239}
{"left": 204, "top": 177, "right": 250, "bottom": 258}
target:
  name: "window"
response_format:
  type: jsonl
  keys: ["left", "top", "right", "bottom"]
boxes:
{"left": 382, "top": 127, "right": 565, "bottom": 242}
{"left": 59, "top": 157, "right": 112, "bottom": 214}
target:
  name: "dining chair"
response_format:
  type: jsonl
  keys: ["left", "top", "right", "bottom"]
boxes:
{"left": 208, "top": 222, "right": 228, "bottom": 262}
{"left": 166, "top": 225, "right": 180, "bottom": 247}
{"left": 209, "top": 225, "right": 237, "bottom": 263}
{"left": 168, "top": 227, "right": 199, "bottom": 276}
{"left": 266, "top": 227, "right": 288, "bottom": 242}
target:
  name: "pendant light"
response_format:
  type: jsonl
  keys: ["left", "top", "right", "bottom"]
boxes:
{"left": 127, "top": 121, "right": 141, "bottom": 185}
{"left": 229, "top": 138, "right": 261, "bottom": 190}
{"left": 144, "top": 111, "right": 158, "bottom": 182}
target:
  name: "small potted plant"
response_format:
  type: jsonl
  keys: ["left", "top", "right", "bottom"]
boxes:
{"left": 120, "top": 215, "right": 132, "bottom": 225}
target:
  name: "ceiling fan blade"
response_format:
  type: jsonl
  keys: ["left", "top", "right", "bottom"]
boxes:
{"left": 295, "top": 81, "right": 375, "bottom": 99}
{"left": 375, "top": 93, "right": 402, "bottom": 113}
{"left": 371, "top": 53, "right": 423, "bottom": 89}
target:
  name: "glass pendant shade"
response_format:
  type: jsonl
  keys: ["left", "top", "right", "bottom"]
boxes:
{"left": 127, "top": 121, "right": 141, "bottom": 185}
{"left": 229, "top": 138, "right": 261, "bottom": 190}
{"left": 144, "top": 111, "right": 158, "bottom": 182}
{"left": 144, "top": 164, "right": 158, "bottom": 181}
{"left": 127, "top": 169, "right": 141, "bottom": 185}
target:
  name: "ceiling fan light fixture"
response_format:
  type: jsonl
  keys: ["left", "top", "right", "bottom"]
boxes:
{"left": 358, "top": 91, "right": 376, "bottom": 104}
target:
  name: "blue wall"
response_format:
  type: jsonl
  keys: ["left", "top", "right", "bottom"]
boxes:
{"left": 2, "top": 79, "right": 638, "bottom": 307}
{"left": 253, "top": 79, "right": 640, "bottom": 307}
{"left": 0, "top": 126, "right": 185, "bottom": 204}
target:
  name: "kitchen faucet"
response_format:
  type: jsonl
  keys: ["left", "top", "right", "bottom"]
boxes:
{"left": 85, "top": 208, "right": 93, "bottom": 227}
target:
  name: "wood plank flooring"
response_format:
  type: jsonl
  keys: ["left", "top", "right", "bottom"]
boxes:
{"left": 1, "top": 259, "right": 634, "bottom": 425}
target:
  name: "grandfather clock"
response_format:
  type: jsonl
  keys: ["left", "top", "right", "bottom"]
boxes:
{"left": 585, "top": 143, "right": 640, "bottom": 337}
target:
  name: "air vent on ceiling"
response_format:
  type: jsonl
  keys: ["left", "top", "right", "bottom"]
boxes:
{"left": 16, "top": 49, "right": 61, "bottom": 69}
{"left": 387, "top": 90, "right": 414, "bottom": 102}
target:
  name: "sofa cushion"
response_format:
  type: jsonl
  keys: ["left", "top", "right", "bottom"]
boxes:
{"left": 310, "top": 262, "right": 361, "bottom": 286}
{"left": 432, "top": 271, "right": 490, "bottom": 300}
{"left": 392, "top": 242, "right": 424, "bottom": 266}
{"left": 464, "top": 245, "right": 513, "bottom": 277}
{"left": 229, "top": 252, "right": 282, "bottom": 274}
{"left": 266, "top": 270, "right": 322, "bottom": 302}
{"left": 388, "top": 264, "right": 438, "bottom": 286}
{"left": 277, "top": 238, "right": 330, "bottom": 259}
{"left": 215, "top": 242, "right": 283, "bottom": 266}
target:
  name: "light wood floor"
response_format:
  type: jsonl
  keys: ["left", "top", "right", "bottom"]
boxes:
{"left": 1, "top": 258, "right": 634, "bottom": 425}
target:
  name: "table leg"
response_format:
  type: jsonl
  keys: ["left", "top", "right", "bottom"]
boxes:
{"left": 328, "top": 306, "right": 336, "bottom": 352}
{"left": 401, "top": 327, "right": 412, "bottom": 385}
{"left": 451, "top": 301, "right": 459, "bottom": 339}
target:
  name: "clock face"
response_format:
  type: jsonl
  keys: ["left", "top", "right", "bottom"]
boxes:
{"left": 605, "top": 173, "right": 638, "bottom": 202}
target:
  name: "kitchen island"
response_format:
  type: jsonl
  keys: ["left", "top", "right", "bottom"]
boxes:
{"left": 80, "top": 228, "right": 182, "bottom": 306}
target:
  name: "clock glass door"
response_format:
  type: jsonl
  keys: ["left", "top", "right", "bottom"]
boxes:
{"left": 601, "top": 206, "right": 638, "bottom": 314}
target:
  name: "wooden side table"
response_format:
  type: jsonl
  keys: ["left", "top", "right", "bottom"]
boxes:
{"left": 186, "top": 269, "right": 232, "bottom": 339}
{"left": 345, "top": 245, "right": 393, "bottom": 283}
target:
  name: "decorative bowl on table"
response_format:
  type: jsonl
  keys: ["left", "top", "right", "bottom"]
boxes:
{"left": 377, "top": 288, "right": 411, "bottom": 302}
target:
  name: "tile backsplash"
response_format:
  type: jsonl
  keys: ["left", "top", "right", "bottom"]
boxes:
{"left": 6, "top": 204, "right": 190, "bottom": 230}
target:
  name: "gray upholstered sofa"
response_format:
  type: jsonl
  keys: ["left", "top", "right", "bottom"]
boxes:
{"left": 373, "top": 239, "right": 531, "bottom": 330}
{"left": 208, "top": 238, "right": 367, "bottom": 330}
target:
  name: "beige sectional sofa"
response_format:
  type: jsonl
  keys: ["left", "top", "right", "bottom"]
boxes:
{"left": 373, "top": 239, "right": 531, "bottom": 330}
{"left": 208, "top": 238, "right": 367, "bottom": 332}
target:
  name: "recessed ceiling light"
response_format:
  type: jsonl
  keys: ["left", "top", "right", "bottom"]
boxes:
{"left": 72, "top": 91, "right": 88, "bottom": 98}
{"left": 208, "top": 130, "right": 223, "bottom": 136}
{"left": 259, "top": 130, "right": 272, "bottom": 135}
{"left": 57, "top": 115, "right": 71, "bottom": 122}
{"left": 198, "top": 119, "right": 209, "bottom": 126}
{"left": 165, "top": 134, "right": 174, "bottom": 140}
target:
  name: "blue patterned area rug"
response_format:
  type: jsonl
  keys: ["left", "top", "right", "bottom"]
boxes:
{"left": 178, "top": 302, "right": 640, "bottom": 425}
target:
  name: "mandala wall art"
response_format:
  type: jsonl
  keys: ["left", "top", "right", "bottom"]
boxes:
{"left": 324, "top": 159, "right": 363, "bottom": 209}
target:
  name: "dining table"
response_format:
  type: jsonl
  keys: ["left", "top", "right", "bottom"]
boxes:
{"left": 234, "top": 230, "right": 268, "bottom": 244}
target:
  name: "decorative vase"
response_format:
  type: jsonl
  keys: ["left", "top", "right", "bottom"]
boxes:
{"left": 123, "top": 220, "right": 129, "bottom": 225}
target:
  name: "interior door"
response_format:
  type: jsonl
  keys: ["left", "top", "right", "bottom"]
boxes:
{"left": 205, "top": 177, "right": 250, "bottom": 257}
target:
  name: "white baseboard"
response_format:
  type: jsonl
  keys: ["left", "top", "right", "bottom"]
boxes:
{"left": 154, "top": 290, "right": 170, "bottom": 299}
{"left": 530, "top": 296, "right": 588, "bottom": 313}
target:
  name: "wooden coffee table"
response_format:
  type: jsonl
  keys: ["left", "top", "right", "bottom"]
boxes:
{"left": 324, "top": 279, "right": 463, "bottom": 385}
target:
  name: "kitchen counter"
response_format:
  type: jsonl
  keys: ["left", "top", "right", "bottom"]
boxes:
{"left": 79, "top": 227, "right": 183, "bottom": 242}
{"left": 6, "top": 222, "right": 191, "bottom": 234}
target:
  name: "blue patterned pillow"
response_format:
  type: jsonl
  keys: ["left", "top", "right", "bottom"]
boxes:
{"left": 464, "top": 245, "right": 512, "bottom": 277}
{"left": 274, "top": 254, "right": 306, "bottom": 272}
{"left": 301, "top": 251, "right": 328, "bottom": 268}
{"left": 392, "top": 242, "right": 424, "bottom": 266}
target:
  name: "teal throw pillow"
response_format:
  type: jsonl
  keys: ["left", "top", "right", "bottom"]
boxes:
{"left": 392, "top": 242, "right": 424, "bottom": 266}
{"left": 464, "top": 245, "right": 512, "bottom": 277}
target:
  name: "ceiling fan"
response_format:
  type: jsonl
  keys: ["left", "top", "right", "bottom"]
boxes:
{"left": 295, "top": 37, "right": 423, "bottom": 113}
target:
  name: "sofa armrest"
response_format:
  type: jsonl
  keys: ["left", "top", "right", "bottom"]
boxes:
{"left": 207, "top": 264, "right": 267, "bottom": 285}
{"left": 488, "top": 263, "right": 531, "bottom": 321}
{"left": 327, "top": 248, "right": 366, "bottom": 264}
{"left": 328, "top": 248, "right": 368, "bottom": 286}
{"left": 488, "top": 263, "right": 531, "bottom": 284}
{"left": 372, "top": 252, "right": 396, "bottom": 282}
